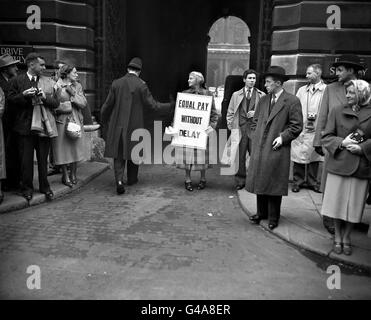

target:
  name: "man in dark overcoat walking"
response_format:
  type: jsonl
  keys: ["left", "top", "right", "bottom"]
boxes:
{"left": 101, "top": 57, "right": 173, "bottom": 195}
{"left": 246, "top": 66, "right": 303, "bottom": 230}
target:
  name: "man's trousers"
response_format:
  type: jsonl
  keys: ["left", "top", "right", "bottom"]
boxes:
{"left": 235, "top": 124, "right": 251, "bottom": 186}
{"left": 113, "top": 159, "right": 139, "bottom": 185}
{"left": 292, "top": 161, "right": 320, "bottom": 188}
{"left": 256, "top": 194, "right": 283, "bottom": 224}
{"left": 18, "top": 135, "right": 51, "bottom": 194}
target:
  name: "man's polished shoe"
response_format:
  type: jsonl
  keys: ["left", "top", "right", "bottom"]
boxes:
{"left": 44, "top": 190, "right": 54, "bottom": 201}
{"left": 249, "top": 214, "right": 262, "bottom": 224}
{"left": 235, "top": 184, "right": 245, "bottom": 191}
{"left": 116, "top": 182, "right": 125, "bottom": 195}
{"left": 291, "top": 184, "right": 300, "bottom": 193}
{"left": 268, "top": 222, "right": 278, "bottom": 230}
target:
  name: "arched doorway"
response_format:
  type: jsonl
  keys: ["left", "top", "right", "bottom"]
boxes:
{"left": 206, "top": 16, "right": 251, "bottom": 113}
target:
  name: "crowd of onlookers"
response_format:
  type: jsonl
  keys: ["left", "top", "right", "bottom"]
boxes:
{"left": 0, "top": 52, "right": 99, "bottom": 204}
{"left": 222, "top": 54, "right": 370, "bottom": 256}
{"left": 1, "top": 52, "right": 370, "bottom": 256}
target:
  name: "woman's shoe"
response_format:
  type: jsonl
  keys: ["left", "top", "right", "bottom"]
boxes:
{"left": 185, "top": 181, "right": 193, "bottom": 192}
{"left": 343, "top": 243, "right": 352, "bottom": 256}
{"left": 333, "top": 241, "right": 342, "bottom": 254}
{"left": 62, "top": 177, "right": 73, "bottom": 188}
{"left": 197, "top": 180, "right": 206, "bottom": 190}
{"left": 70, "top": 173, "right": 77, "bottom": 184}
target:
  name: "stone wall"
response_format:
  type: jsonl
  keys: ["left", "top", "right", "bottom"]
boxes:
{"left": 271, "top": 0, "right": 371, "bottom": 94}
{"left": 0, "top": 0, "right": 96, "bottom": 111}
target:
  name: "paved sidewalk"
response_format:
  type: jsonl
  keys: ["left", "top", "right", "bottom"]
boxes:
{"left": 0, "top": 161, "right": 110, "bottom": 214}
{"left": 238, "top": 187, "right": 371, "bottom": 270}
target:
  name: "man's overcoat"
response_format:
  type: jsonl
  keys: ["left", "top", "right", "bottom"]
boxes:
{"left": 245, "top": 90, "right": 303, "bottom": 196}
{"left": 101, "top": 73, "right": 170, "bottom": 159}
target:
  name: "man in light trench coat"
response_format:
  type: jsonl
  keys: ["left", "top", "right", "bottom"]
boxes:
{"left": 246, "top": 66, "right": 303, "bottom": 230}
{"left": 291, "top": 64, "right": 326, "bottom": 193}
{"left": 101, "top": 57, "right": 173, "bottom": 195}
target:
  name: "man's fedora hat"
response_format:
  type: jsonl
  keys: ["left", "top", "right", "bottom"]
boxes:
{"left": 128, "top": 57, "right": 142, "bottom": 71}
{"left": 0, "top": 54, "right": 20, "bottom": 69}
{"left": 264, "top": 65, "right": 289, "bottom": 82}
{"left": 332, "top": 54, "right": 365, "bottom": 71}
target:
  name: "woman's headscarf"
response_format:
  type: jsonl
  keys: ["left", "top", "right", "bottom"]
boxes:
{"left": 190, "top": 71, "right": 205, "bottom": 86}
{"left": 347, "top": 79, "right": 371, "bottom": 107}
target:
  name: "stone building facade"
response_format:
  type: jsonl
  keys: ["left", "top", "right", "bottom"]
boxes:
{"left": 0, "top": 0, "right": 370, "bottom": 122}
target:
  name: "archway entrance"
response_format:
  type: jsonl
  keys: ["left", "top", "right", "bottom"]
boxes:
{"left": 206, "top": 16, "right": 251, "bottom": 113}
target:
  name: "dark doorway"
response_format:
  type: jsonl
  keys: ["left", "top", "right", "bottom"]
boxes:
{"left": 97, "top": 0, "right": 271, "bottom": 123}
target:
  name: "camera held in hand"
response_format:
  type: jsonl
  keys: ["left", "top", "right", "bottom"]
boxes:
{"left": 35, "top": 88, "right": 43, "bottom": 97}
{"left": 305, "top": 112, "right": 317, "bottom": 132}
{"left": 349, "top": 129, "right": 365, "bottom": 143}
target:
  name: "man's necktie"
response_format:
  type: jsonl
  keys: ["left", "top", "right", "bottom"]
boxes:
{"left": 246, "top": 88, "right": 251, "bottom": 100}
{"left": 269, "top": 94, "right": 276, "bottom": 114}
{"left": 31, "top": 76, "right": 37, "bottom": 88}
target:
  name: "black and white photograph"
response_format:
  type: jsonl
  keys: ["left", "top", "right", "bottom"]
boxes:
{"left": 0, "top": 0, "right": 370, "bottom": 308}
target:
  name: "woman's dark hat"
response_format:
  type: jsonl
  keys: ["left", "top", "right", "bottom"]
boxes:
{"left": 332, "top": 54, "right": 365, "bottom": 71}
{"left": 0, "top": 54, "right": 20, "bottom": 69}
{"left": 264, "top": 66, "right": 289, "bottom": 82}
{"left": 128, "top": 57, "right": 142, "bottom": 71}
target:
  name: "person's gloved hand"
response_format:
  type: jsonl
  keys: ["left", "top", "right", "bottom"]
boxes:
{"left": 65, "top": 85, "right": 75, "bottom": 96}
{"left": 314, "top": 146, "right": 325, "bottom": 156}
{"left": 165, "top": 126, "right": 178, "bottom": 136}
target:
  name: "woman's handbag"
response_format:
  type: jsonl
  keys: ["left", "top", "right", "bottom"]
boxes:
{"left": 65, "top": 115, "right": 81, "bottom": 140}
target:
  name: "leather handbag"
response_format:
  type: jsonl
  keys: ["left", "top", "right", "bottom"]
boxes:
{"left": 65, "top": 115, "right": 81, "bottom": 140}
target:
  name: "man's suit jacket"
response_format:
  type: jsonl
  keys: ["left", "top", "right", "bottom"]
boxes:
{"left": 245, "top": 90, "right": 303, "bottom": 196}
{"left": 226, "top": 87, "right": 265, "bottom": 137}
{"left": 313, "top": 81, "right": 347, "bottom": 147}
{"left": 8, "top": 73, "right": 59, "bottom": 136}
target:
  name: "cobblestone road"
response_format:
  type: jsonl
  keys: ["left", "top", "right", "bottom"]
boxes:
{"left": 0, "top": 164, "right": 370, "bottom": 299}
